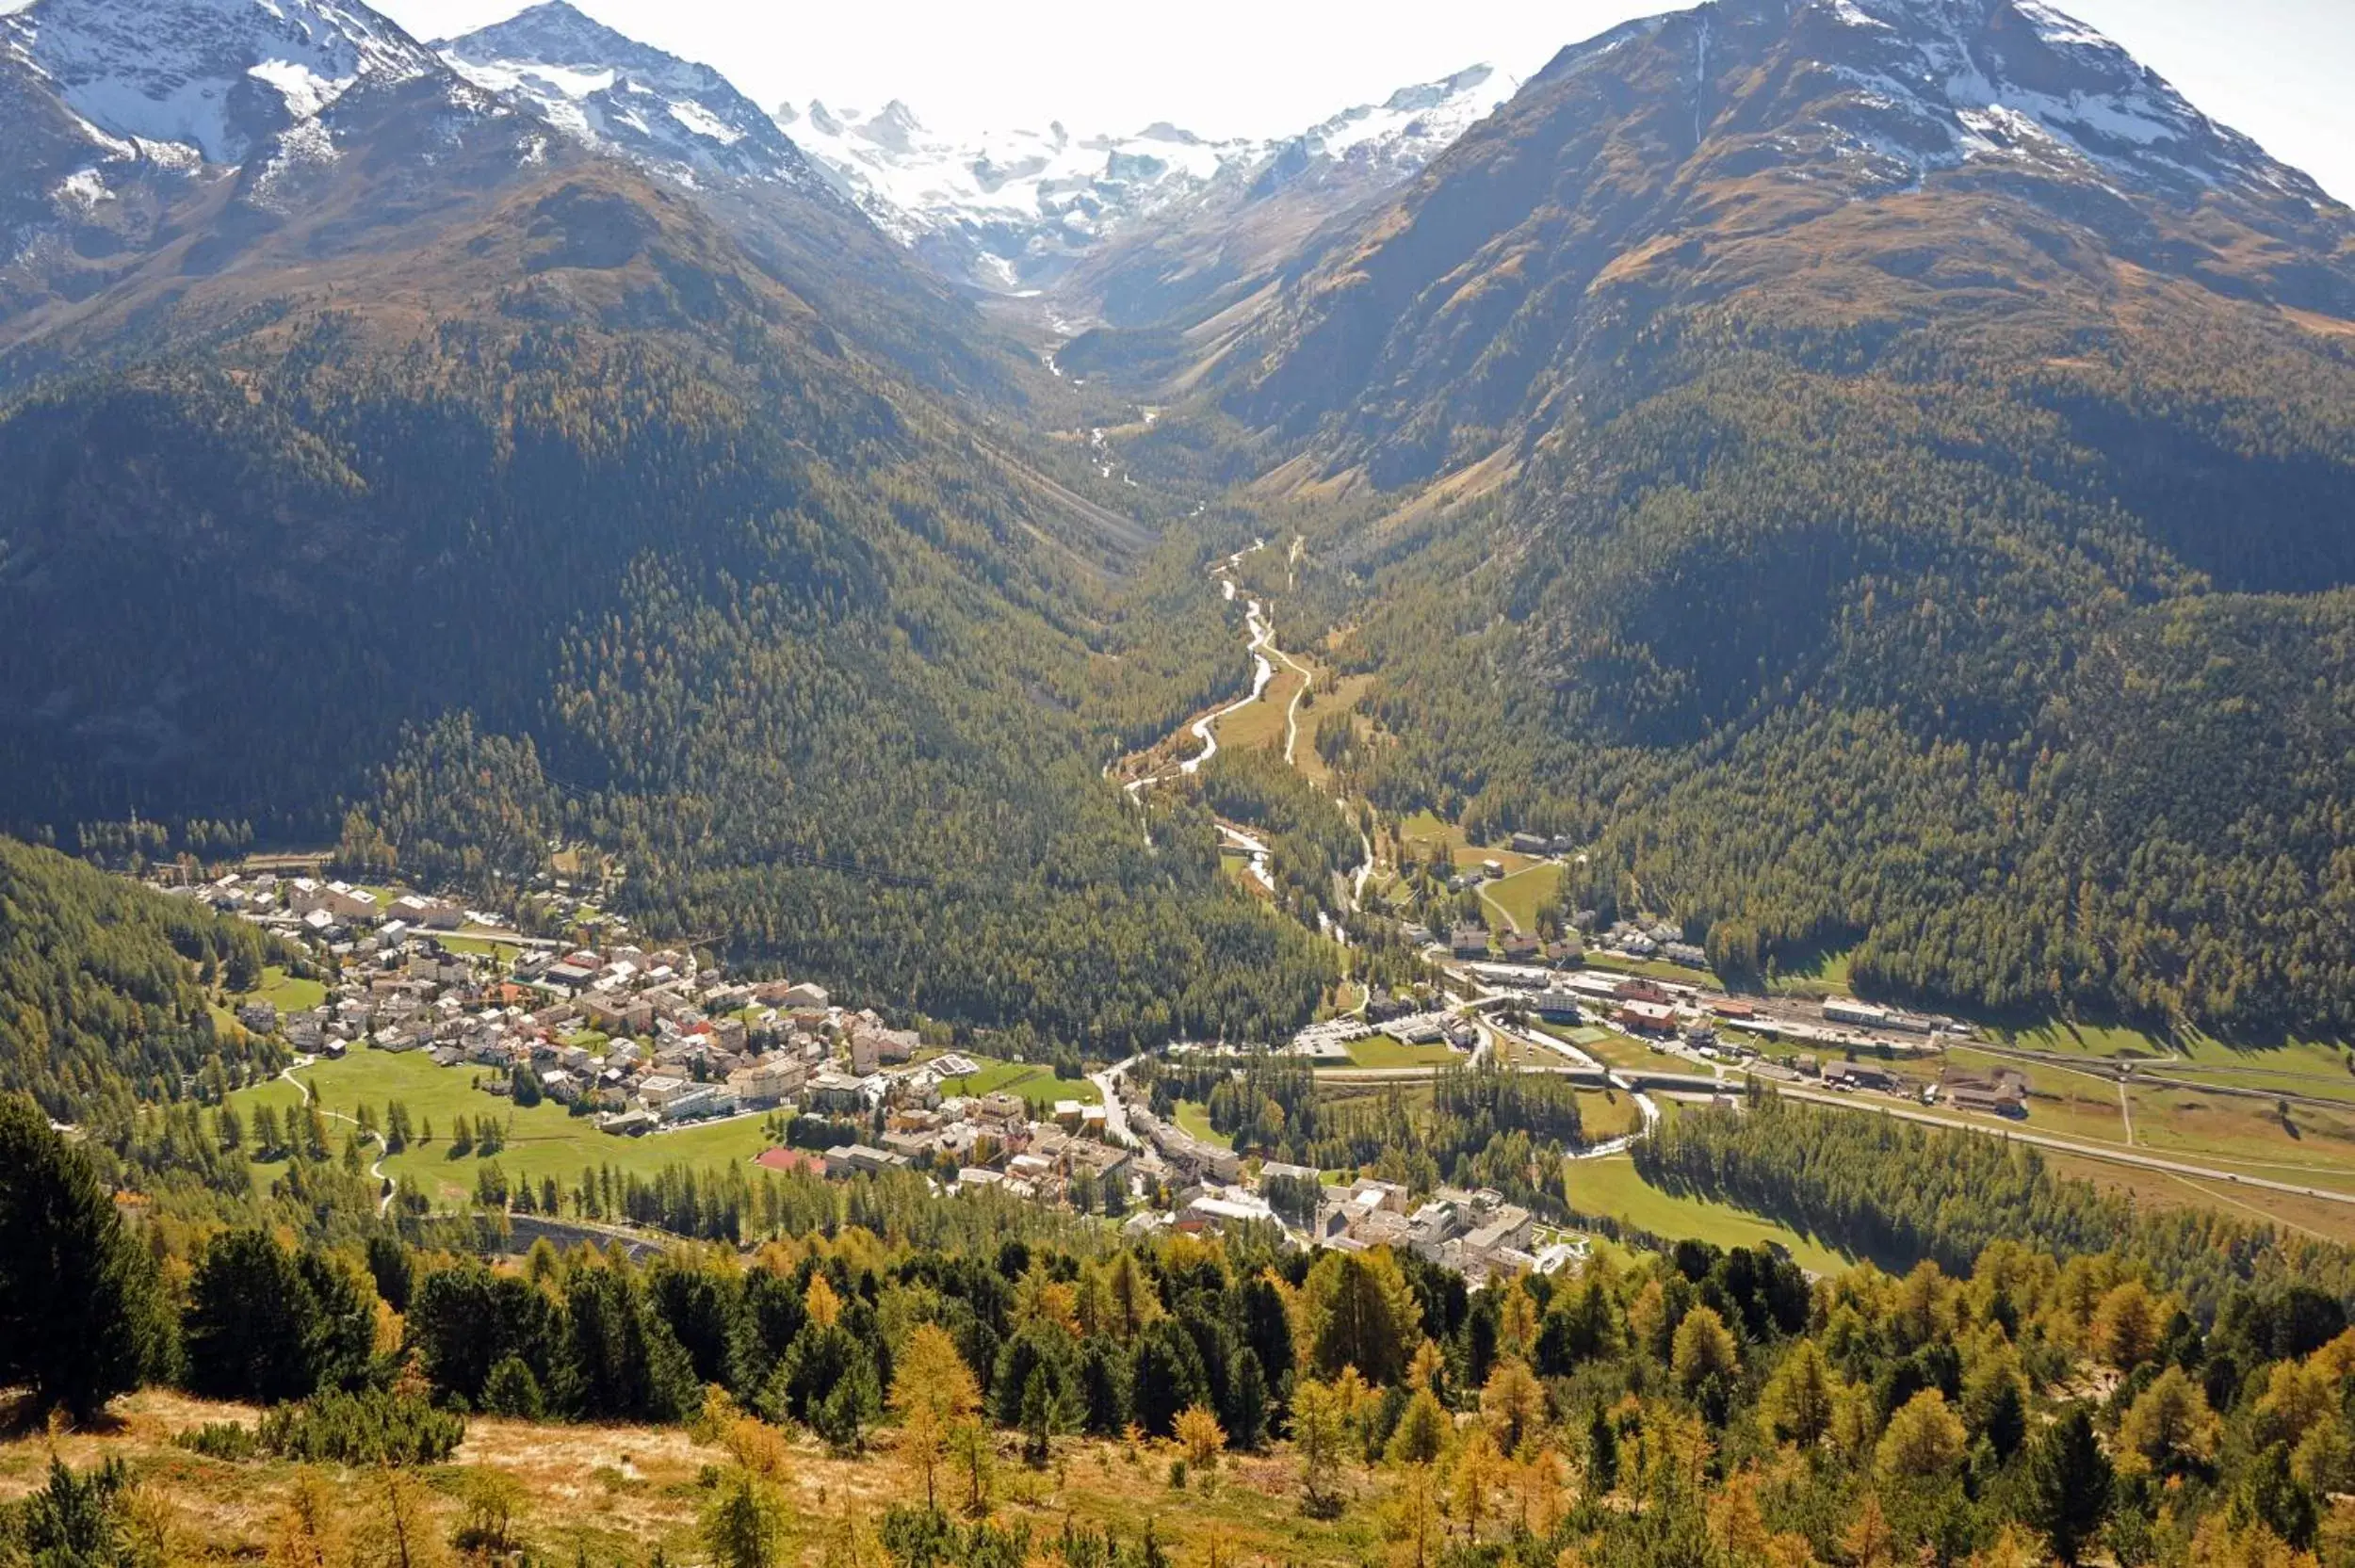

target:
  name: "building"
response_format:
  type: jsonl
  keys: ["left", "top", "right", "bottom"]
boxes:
{"left": 1510, "top": 832, "right": 1552, "bottom": 857}
{"left": 802, "top": 1069, "right": 863, "bottom": 1113}
{"left": 390, "top": 894, "right": 463, "bottom": 929}
{"left": 727, "top": 1059, "right": 806, "bottom": 1106}
{"left": 1823, "top": 998, "right": 1892, "bottom": 1029}
{"left": 1941, "top": 1068, "right": 2028, "bottom": 1117}
{"left": 1616, "top": 1000, "right": 1680, "bottom": 1035}
{"left": 1825, "top": 1061, "right": 1901, "bottom": 1093}
{"left": 584, "top": 994, "right": 654, "bottom": 1036}
{"left": 1451, "top": 926, "right": 1492, "bottom": 960}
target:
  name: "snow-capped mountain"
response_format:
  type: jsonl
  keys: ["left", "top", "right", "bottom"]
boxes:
{"left": 437, "top": 1, "right": 825, "bottom": 194}
{"left": 1776, "top": 0, "right": 2335, "bottom": 202}
{"left": 3, "top": 0, "right": 442, "bottom": 167}
{"left": 0, "top": 0, "right": 540, "bottom": 317}
{"left": 784, "top": 64, "right": 1519, "bottom": 297}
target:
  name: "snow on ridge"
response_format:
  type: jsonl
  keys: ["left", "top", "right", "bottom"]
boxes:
{"left": 785, "top": 63, "right": 1519, "bottom": 295}
{"left": 437, "top": 0, "right": 815, "bottom": 190}
{"left": 3, "top": 0, "right": 438, "bottom": 164}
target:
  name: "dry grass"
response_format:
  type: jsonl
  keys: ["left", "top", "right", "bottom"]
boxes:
{"left": 0, "top": 1397, "right": 1400, "bottom": 1567}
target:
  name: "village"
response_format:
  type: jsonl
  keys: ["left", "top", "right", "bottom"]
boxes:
{"left": 164, "top": 866, "right": 1586, "bottom": 1285}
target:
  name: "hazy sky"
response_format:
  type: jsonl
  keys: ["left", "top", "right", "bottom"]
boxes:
{"left": 375, "top": 0, "right": 2355, "bottom": 200}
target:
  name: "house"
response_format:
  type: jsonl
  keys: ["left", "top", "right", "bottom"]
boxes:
{"left": 1364, "top": 987, "right": 1414, "bottom": 1024}
{"left": 236, "top": 1001, "right": 279, "bottom": 1034}
{"left": 1510, "top": 832, "right": 1552, "bottom": 857}
{"left": 318, "top": 881, "right": 380, "bottom": 922}
{"left": 1451, "top": 926, "right": 1492, "bottom": 960}
{"left": 540, "top": 1069, "right": 582, "bottom": 1105}
{"left": 1498, "top": 931, "right": 1542, "bottom": 963}
{"left": 1464, "top": 1204, "right": 1535, "bottom": 1259}
{"left": 1665, "top": 943, "right": 1711, "bottom": 970}
{"left": 822, "top": 1144, "right": 904, "bottom": 1179}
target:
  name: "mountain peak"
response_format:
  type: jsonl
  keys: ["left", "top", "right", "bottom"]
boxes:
{"left": 1688, "top": 0, "right": 2337, "bottom": 205}
{"left": 440, "top": 0, "right": 820, "bottom": 192}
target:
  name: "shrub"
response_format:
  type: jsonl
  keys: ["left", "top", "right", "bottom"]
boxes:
{"left": 256, "top": 1389, "right": 464, "bottom": 1466}
{"left": 172, "top": 1421, "right": 262, "bottom": 1462}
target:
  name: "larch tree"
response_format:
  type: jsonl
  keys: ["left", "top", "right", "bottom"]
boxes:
{"left": 887, "top": 1322, "right": 980, "bottom": 1514}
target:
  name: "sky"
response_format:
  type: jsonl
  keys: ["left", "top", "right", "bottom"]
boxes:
{"left": 373, "top": 0, "right": 2355, "bottom": 201}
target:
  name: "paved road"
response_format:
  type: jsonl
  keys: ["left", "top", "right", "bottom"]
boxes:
{"left": 1775, "top": 1086, "right": 2355, "bottom": 1208}
{"left": 1090, "top": 1055, "right": 1142, "bottom": 1147}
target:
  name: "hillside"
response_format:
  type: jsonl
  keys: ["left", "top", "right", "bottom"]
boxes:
{"left": 1137, "top": 0, "right": 2355, "bottom": 1040}
{"left": 0, "top": 835, "right": 283, "bottom": 1123}
{"left": 0, "top": 0, "right": 1331, "bottom": 1052}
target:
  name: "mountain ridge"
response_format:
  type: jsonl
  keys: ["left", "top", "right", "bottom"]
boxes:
{"left": 781, "top": 63, "right": 1520, "bottom": 305}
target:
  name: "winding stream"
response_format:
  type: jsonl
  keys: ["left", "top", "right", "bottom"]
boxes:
{"left": 1119, "top": 539, "right": 1376, "bottom": 936}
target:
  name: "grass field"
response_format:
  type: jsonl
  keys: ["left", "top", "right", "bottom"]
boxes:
{"left": 2040, "top": 1150, "right": 2355, "bottom": 1248}
{"left": 233, "top": 966, "right": 327, "bottom": 1014}
{"left": 1208, "top": 660, "right": 1303, "bottom": 757}
{"left": 1767, "top": 945, "right": 1855, "bottom": 998}
{"left": 1292, "top": 672, "right": 1373, "bottom": 791}
{"left": 1483, "top": 864, "right": 1564, "bottom": 932}
{"left": 936, "top": 1059, "right": 1100, "bottom": 1110}
{"left": 1395, "top": 812, "right": 1541, "bottom": 878}
{"left": 1538, "top": 1022, "right": 1660, "bottom": 1073}
{"left": 228, "top": 1050, "right": 777, "bottom": 1209}
{"left": 1338, "top": 1036, "right": 1466, "bottom": 1070}
{"left": 1174, "top": 1099, "right": 1222, "bottom": 1146}
{"left": 1576, "top": 1090, "right": 1647, "bottom": 1144}
{"left": 1562, "top": 1156, "right": 1852, "bottom": 1275}
{"left": 1584, "top": 951, "right": 1722, "bottom": 989}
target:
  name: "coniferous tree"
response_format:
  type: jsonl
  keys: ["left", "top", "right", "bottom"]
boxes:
{"left": 2024, "top": 1405, "right": 2113, "bottom": 1565}
{"left": 0, "top": 1098, "right": 165, "bottom": 1421}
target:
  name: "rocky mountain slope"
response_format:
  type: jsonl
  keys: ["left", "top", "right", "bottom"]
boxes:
{"left": 784, "top": 65, "right": 1518, "bottom": 306}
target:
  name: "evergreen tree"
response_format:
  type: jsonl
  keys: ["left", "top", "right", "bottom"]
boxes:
{"left": 2024, "top": 1405, "right": 2113, "bottom": 1564}
{"left": 0, "top": 1099, "right": 163, "bottom": 1421}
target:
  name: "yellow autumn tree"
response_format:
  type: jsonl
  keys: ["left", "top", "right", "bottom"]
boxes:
{"left": 1176, "top": 1403, "right": 1226, "bottom": 1475}
{"left": 889, "top": 1322, "right": 982, "bottom": 1514}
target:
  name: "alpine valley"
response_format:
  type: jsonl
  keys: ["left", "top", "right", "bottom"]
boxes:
{"left": 8, "top": 1, "right": 2355, "bottom": 1561}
